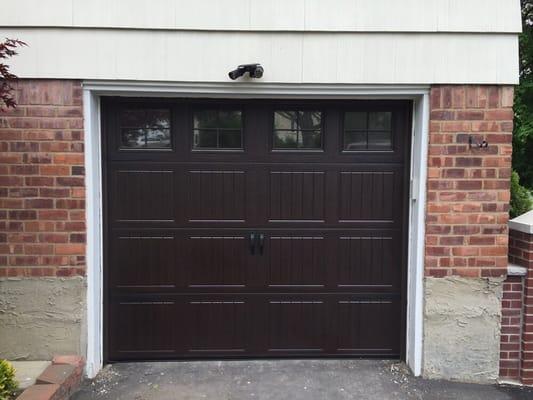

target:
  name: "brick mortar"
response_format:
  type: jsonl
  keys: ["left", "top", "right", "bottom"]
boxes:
{"left": 426, "top": 85, "right": 513, "bottom": 278}
{"left": 0, "top": 79, "right": 85, "bottom": 277}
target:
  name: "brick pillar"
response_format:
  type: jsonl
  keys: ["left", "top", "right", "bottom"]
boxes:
{"left": 500, "top": 274, "right": 524, "bottom": 380}
{"left": 427, "top": 85, "right": 513, "bottom": 278}
{"left": 519, "top": 230, "right": 533, "bottom": 385}
{"left": 0, "top": 80, "right": 85, "bottom": 278}
{"left": 508, "top": 212, "right": 533, "bottom": 385}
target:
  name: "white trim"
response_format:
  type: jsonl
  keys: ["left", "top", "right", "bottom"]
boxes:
{"left": 84, "top": 90, "right": 103, "bottom": 378}
{"left": 509, "top": 210, "right": 533, "bottom": 234}
{"left": 83, "top": 81, "right": 429, "bottom": 378}
{"left": 82, "top": 81, "right": 431, "bottom": 98}
{"left": 507, "top": 263, "right": 528, "bottom": 277}
{"left": 405, "top": 93, "right": 429, "bottom": 376}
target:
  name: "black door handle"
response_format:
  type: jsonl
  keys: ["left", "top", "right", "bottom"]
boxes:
{"left": 249, "top": 232, "right": 256, "bottom": 255}
{"left": 258, "top": 234, "right": 264, "bottom": 255}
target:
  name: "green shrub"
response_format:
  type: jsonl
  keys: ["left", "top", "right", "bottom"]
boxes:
{"left": 510, "top": 170, "right": 533, "bottom": 218}
{"left": 0, "top": 360, "right": 18, "bottom": 400}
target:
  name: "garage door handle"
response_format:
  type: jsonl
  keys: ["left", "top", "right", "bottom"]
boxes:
{"left": 249, "top": 233, "right": 256, "bottom": 255}
{"left": 258, "top": 234, "right": 265, "bottom": 255}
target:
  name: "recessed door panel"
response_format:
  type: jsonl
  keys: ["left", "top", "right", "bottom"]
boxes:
{"left": 111, "top": 169, "right": 175, "bottom": 222}
{"left": 187, "top": 300, "right": 249, "bottom": 353}
{"left": 267, "top": 236, "right": 326, "bottom": 288}
{"left": 187, "top": 170, "right": 246, "bottom": 222}
{"left": 267, "top": 300, "right": 327, "bottom": 353}
{"left": 109, "top": 301, "right": 177, "bottom": 359}
{"left": 268, "top": 171, "right": 325, "bottom": 222}
{"left": 337, "top": 236, "right": 398, "bottom": 289}
{"left": 183, "top": 235, "right": 248, "bottom": 288}
{"left": 336, "top": 299, "right": 401, "bottom": 354}
{"left": 338, "top": 171, "right": 396, "bottom": 222}
{"left": 111, "top": 235, "right": 176, "bottom": 290}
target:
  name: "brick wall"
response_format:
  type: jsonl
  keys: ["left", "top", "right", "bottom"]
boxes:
{"left": 510, "top": 229, "right": 533, "bottom": 270}
{"left": 499, "top": 227, "right": 533, "bottom": 385}
{"left": 0, "top": 80, "right": 85, "bottom": 277}
{"left": 427, "top": 85, "right": 513, "bottom": 278}
{"left": 500, "top": 275, "right": 524, "bottom": 380}
{"left": 513, "top": 229, "right": 533, "bottom": 385}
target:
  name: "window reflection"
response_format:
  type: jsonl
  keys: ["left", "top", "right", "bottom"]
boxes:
{"left": 193, "top": 109, "right": 242, "bottom": 149}
{"left": 273, "top": 111, "right": 322, "bottom": 150}
{"left": 119, "top": 109, "right": 171, "bottom": 149}
{"left": 343, "top": 111, "right": 392, "bottom": 151}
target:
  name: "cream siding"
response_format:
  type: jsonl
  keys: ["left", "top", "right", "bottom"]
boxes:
{"left": 0, "top": 0, "right": 521, "bottom": 33}
{"left": 1, "top": 29, "right": 519, "bottom": 84}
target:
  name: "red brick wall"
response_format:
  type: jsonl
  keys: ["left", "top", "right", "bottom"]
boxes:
{"left": 510, "top": 229, "right": 533, "bottom": 270}
{"left": 500, "top": 275, "right": 524, "bottom": 380}
{"left": 0, "top": 80, "right": 85, "bottom": 277}
{"left": 499, "top": 228, "right": 533, "bottom": 385}
{"left": 516, "top": 230, "right": 533, "bottom": 385}
{"left": 426, "top": 85, "right": 514, "bottom": 278}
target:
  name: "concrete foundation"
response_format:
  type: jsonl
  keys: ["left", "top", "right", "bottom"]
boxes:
{"left": 423, "top": 276, "right": 504, "bottom": 383}
{"left": 0, "top": 277, "right": 86, "bottom": 360}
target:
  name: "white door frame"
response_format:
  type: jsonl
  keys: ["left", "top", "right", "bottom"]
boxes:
{"left": 83, "top": 81, "right": 429, "bottom": 378}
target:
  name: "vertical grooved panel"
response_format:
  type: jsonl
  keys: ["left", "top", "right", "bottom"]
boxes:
{"left": 336, "top": 300, "right": 399, "bottom": 353}
{"left": 188, "top": 301, "right": 247, "bottom": 352}
{"left": 268, "top": 237, "right": 325, "bottom": 287}
{"left": 188, "top": 171, "right": 246, "bottom": 221}
{"left": 269, "top": 171, "right": 325, "bottom": 221}
{"left": 339, "top": 171, "right": 395, "bottom": 221}
{"left": 338, "top": 237, "right": 395, "bottom": 287}
{"left": 186, "top": 237, "right": 246, "bottom": 287}
{"left": 268, "top": 301, "right": 326, "bottom": 352}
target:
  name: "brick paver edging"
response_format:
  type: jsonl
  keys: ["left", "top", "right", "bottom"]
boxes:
{"left": 16, "top": 356, "right": 85, "bottom": 400}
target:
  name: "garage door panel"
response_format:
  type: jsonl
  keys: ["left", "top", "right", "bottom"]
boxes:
{"left": 111, "top": 169, "right": 175, "bottom": 223}
{"left": 266, "top": 236, "right": 327, "bottom": 288}
{"left": 186, "top": 299, "right": 251, "bottom": 354}
{"left": 267, "top": 300, "right": 327, "bottom": 353}
{"left": 110, "top": 235, "right": 176, "bottom": 290}
{"left": 187, "top": 170, "right": 247, "bottom": 223}
{"left": 335, "top": 298, "right": 401, "bottom": 355}
{"left": 109, "top": 300, "right": 178, "bottom": 360}
{"left": 182, "top": 235, "right": 250, "bottom": 289}
{"left": 268, "top": 171, "right": 326, "bottom": 222}
{"left": 337, "top": 235, "right": 400, "bottom": 289}
{"left": 338, "top": 170, "right": 402, "bottom": 224}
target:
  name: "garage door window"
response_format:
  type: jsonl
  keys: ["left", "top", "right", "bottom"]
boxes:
{"left": 343, "top": 111, "right": 392, "bottom": 151}
{"left": 193, "top": 109, "right": 243, "bottom": 150}
{"left": 273, "top": 111, "right": 322, "bottom": 150}
{"left": 119, "top": 108, "right": 171, "bottom": 149}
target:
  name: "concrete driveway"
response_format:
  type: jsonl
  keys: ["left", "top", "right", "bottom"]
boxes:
{"left": 71, "top": 360, "right": 533, "bottom": 400}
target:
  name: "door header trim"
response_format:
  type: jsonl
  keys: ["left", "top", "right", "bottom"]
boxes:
{"left": 83, "top": 81, "right": 430, "bottom": 99}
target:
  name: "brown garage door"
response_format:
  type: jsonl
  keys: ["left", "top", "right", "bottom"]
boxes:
{"left": 103, "top": 99, "right": 411, "bottom": 361}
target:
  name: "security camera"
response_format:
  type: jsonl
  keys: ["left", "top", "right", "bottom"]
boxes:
{"left": 228, "top": 64, "right": 264, "bottom": 80}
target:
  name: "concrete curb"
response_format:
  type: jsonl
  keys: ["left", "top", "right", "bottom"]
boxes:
{"left": 16, "top": 356, "right": 85, "bottom": 400}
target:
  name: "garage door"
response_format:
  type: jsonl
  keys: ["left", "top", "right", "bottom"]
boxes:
{"left": 103, "top": 99, "right": 411, "bottom": 361}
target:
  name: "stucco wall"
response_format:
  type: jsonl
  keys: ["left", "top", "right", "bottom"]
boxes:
{"left": 0, "top": 277, "right": 86, "bottom": 360}
{"left": 423, "top": 276, "right": 504, "bottom": 383}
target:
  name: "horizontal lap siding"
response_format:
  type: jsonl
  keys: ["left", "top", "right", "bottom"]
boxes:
{"left": 0, "top": 0, "right": 521, "bottom": 33}
{"left": 0, "top": 30, "right": 519, "bottom": 85}
{"left": 0, "top": 80, "right": 85, "bottom": 277}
